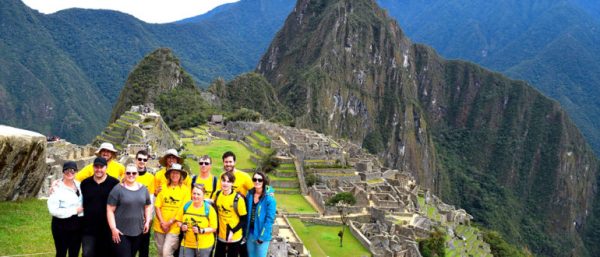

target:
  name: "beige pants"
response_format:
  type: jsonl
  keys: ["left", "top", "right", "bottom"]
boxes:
{"left": 154, "top": 231, "right": 180, "bottom": 257}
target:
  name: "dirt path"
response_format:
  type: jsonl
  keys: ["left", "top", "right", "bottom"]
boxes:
{"left": 303, "top": 194, "right": 324, "bottom": 214}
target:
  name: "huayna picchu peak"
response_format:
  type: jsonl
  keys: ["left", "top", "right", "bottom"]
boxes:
{"left": 256, "top": 0, "right": 600, "bottom": 256}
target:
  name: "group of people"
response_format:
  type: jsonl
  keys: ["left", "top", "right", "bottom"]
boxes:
{"left": 47, "top": 142, "right": 277, "bottom": 257}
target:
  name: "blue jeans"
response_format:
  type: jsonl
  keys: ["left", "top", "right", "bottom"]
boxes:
{"left": 246, "top": 234, "right": 270, "bottom": 257}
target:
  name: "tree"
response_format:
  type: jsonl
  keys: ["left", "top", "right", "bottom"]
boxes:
{"left": 418, "top": 228, "right": 446, "bottom": 257}
{"left": 326, "top": 192, "right": 356, "bottom": 247}
{"left": 305, "top": 173, "right": 318, "bottom": 187}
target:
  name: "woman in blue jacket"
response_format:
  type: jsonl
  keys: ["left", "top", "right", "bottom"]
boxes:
{"left": 245, "top": 171, "right": 276, "bottom": 257}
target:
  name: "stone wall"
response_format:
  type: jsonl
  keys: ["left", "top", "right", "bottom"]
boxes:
{"left": 300, "top": 217, "right": 342, "bottom": 226}
{"left": 349, "top": 221, "right": 373, "bottom": 254}
{"left": 0, "top": 126, "right": 47, "bottom": 200}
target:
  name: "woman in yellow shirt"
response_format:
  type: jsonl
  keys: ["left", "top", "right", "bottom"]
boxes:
{"left": 176, "top": 184, "right": 217, "bottom": 257}
{"left": 154, "top": 163, "right": 190, "bottom": 257}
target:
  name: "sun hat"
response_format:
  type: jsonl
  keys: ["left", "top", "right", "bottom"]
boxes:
{"left": 165, "top": 163, "right": 188, "bottom": 181}
{"left": 159, "top": 148, "right": 183, "bottom": 167}
{"left": 95, "top": 142, "right": 118, "bottom": 156}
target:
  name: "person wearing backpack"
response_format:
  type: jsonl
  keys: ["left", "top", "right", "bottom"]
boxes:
{"left": 245, "top": 171, "right": 276, "bottom": 257}
{"left": 191, "top": 155, "right": 220, "bottom": 203}
{"left": 175, "top": 184, "right": 217, "bottom": 257}
{"left": 213, "top": 172, "right": 248, "bottom": 257}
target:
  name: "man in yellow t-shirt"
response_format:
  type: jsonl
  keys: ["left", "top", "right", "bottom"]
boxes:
{"left": 75, "top": 142, "right": 124, "bottom": 181}
{"left": 176, "top": 184, "right": 217, "bottom": 256}
{"left": 213, "top": 172, "right": 247, "bottom": 257}
{"left": 134, "top": 149, "right": 154, "bottom": 257}
{"left": 154, "top": 149, "right": 191, "bottom": 196}
{"left": 191, "top": 155, "right": 220, "bottom": 201}
{"left": 217, "top": 151, "right": 253, "bottom": 196}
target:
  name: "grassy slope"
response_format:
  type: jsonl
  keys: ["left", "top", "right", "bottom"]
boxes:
{"left": 288, "top": 218, "right": 371, "bottom": 257}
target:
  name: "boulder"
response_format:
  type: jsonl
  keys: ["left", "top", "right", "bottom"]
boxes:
{"left": 0, "top": 125, "right": 47, "bottom": 200}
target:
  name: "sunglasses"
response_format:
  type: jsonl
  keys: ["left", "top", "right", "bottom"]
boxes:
{"left": 252, "top": 178, "right": 264, "bottom": 183}
{"left": 63, "top": 169, "right": 76, "bottom": 174}
{"left": 137, "top": 158, "right": 148, "bottom": 162}
{"left": 199, "top": 162, "right": 211, "bottom": 166}
{"left": 125, "top": 171, "right": 138, "bottom": 176}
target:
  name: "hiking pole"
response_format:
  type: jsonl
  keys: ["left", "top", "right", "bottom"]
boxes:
{"left": 191, "top": 218, "right": 200, "bottom": 255}
{"left": 180, "top": 221, "right": 190, "bottom": 257}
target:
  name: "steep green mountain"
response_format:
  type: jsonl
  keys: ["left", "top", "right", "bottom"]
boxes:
{"left": 256, "top": 0, "right": 600, "bottom": 256}
{"left": 0, "top": 0, "right": 109, "bottom": 142}
{"left": 377, "top": 0, "right": 600, "bottom": 155}
{"left": 208, "top": 72, "right": 292, "bottom": 123}
{"left": 1, "top": 0, "right": 293, "bottom": 144}
{"left": 110, "top": 48, "right": 212, "bottom": 131}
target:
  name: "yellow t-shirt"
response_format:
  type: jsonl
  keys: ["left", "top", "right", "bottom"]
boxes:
{"left": 217, "top": 169, "right": 253, "bottom": 196}
{"left": 154, "top": 167, "right": 192, "bottom": 193}
{"left": 75, "top": 160, "right": 124, "bottom": 182}
{"left": 175, "top": 201, "right": 217, "bottom": 249}
{"left": 213, "top": 191, "right": 247, "bottom": 242}
{"left": 136, "top": 172, "right": 155, "bottom": 195}
{"left": 193, "top": 175, "right": 221, "bottom": 199}
{"left": 153, "top": 185, "right": 190, "bottom": 234}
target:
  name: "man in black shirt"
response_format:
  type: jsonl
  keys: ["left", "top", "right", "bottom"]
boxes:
{"left": 80, "top": 157, "right": 119, "bottom": 257}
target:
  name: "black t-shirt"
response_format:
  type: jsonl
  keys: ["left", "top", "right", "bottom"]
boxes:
{"left": 250, "top": 201, "right": 257, "bottom": 233}
{"left": 81, "top": 176, "right": 119, "bottom": 234}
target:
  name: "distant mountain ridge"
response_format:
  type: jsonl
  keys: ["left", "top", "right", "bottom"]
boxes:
{"left": 377, "top": 0, "right": 600, "bottom": 155}
{"left": 1, "top": 0, "right": 293, "bottom": 144}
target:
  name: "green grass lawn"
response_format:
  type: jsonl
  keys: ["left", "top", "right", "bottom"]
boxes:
{"left": 183, "top": 139, "right": 258, "bottom": 176}
{"left": 277, "top": 163, "right": 296, "bottom": 170}
{"left": 0, "top": 199, "right": 160, "bottom": 256}
{"left": 252, "top": 131, "right": 271, "bottom": 144}
{"left": 288, "top": 218, "right": 371, "bottom": 257}
{"left": 275, "top": 194, "right": 317, "bottom": 214}
{"left": 0, "top": 199, "right": 53, "bottom": 256}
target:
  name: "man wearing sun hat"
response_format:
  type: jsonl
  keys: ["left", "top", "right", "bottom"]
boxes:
{"left": 74, "top": 142, "right": 125, "bottom": 182}
{"left": 153, "top": 149, "right": 191, "bottom": 196}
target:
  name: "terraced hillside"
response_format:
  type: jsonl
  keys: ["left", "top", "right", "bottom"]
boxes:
{"left": 92, "top": 109, "right": 179, "bottom": 154}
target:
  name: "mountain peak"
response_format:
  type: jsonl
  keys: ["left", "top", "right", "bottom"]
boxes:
{"left": 109, "top": 48, "right": 196, "bottom": 123}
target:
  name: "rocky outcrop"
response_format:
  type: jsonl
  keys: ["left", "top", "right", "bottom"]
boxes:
{"left": 0, "top": 125, "right": 47, "bottom": 200}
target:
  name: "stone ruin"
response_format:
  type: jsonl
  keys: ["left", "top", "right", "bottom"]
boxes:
{"left": 129, "top": 103, "right": 154, "bottom": 114}
{"left": 40, "top": 140, "right": 97, "bottom": 198}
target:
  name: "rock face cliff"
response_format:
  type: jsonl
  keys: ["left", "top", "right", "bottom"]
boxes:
{"left": 256, "top": 0, "right": 599, "bottom": 255}
{"left": 0, "top": 125, "right": 47, "bottom": 201}
{"left": 258, "top": 0, "right": 438, "bottom": 190}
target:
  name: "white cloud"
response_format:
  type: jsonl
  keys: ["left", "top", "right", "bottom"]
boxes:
{"left": 21, "top": 0, "right": 240, "bottom": 23}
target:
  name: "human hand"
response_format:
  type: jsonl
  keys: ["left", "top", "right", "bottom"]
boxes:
{"left": 111, "top": 228, "right": 123, "bottom": 243}
{"left": 143, "top": 222, "right": 150, "bottom": 234}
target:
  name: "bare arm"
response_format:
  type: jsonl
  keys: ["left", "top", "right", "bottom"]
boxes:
{"left": 107, "top": 205, "right": 121, "bottom": 243}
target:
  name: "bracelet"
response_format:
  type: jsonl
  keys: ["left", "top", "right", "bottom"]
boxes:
{"left": 201, "top": 228, "right": 204, "bottom": 234}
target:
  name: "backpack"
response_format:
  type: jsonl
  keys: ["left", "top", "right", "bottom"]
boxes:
{"left": 183, "top": 200, "right": 211, "bottom": 217}
{"left": 191, "top": 175, "right": 218, "bottom": 199}
{"left": 213, "top": 190, "right": 242, "bottom": 217}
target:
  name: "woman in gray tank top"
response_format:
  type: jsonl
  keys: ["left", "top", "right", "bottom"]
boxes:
{"left": 107, "top": 164, "right": 152, "bottom": 257}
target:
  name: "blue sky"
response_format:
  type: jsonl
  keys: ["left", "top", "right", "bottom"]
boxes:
{"left": 21, "top": 0, "right": 239, "bottom": 23}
